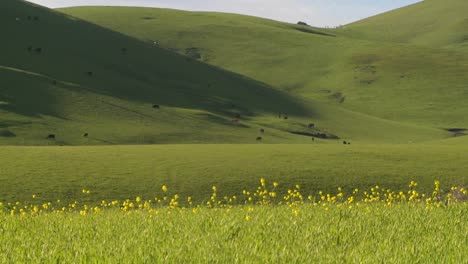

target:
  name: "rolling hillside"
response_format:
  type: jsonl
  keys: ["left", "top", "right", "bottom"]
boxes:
{"left": 0, "top": 0, "right": 449, "bottom": 145}
{"left": 339, "top": 0, "right": 468, "bottom": 51}
{"left": 0, "top": 0, "right": 315, "bottom": 145}
{"left": 60, "top": 5, "right": 468, "bottom": 132}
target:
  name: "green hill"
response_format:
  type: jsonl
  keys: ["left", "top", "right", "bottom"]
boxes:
{"left": 0, "top": 0, "right": 309, "bottom": 145}
{"left": 0, "top": 0, "right": 450, "bottom": 145}
{"left": 60, "top": 5, "right": 468, "bottom": 133}
{"left": 339, "top": 0, "right": 468, "bottom": 52}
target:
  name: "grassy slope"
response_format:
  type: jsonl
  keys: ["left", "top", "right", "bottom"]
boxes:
{"left": 339, "top": 0, "right": 468, "bottom": 51}
{"left": 60, "top": 6, "right": 468, "bottom": 130}
{"left": 1, "top": 144, "right": 467, "bottom": 204}
{"left": 0, "top": 0, "right": 448, "bottom": 145}
{"left": 0, "top": 0, "right": 303, "bottom": 145}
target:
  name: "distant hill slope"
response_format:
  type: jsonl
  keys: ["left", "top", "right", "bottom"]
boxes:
{"left": 60, "top": 6, "right": 468, "bottom": 131}
{"left": 0, "top": 1, "right": 453, "bottom": 145}
{"left": 0, "top": 0, "right": 321, "bottom": 145}
{"left": 339, "top": 0, "right": 468, "bottom": 51}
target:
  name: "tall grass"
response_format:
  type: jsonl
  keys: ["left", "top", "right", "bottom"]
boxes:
{"left": 1, "top": 180, "right": 467, "bottom": 263}
{"left": 2, "top": 205, "right": 468, "bottom": 263}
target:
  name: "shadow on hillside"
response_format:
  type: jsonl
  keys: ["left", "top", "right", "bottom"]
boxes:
{"left": 291, "top": 26, "right": 336, "bottom": 37}
{"left": 0, "top": 69, "right": 60, "bottom": 118}
{"left": 1, "top": 0, "right": 313, "bottom": 121}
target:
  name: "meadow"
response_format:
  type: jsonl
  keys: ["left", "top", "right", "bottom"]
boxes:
{"left": 1, "top": 179, "right": 468, "bottom": 263}
{"left": 2, "top": 0, "right": 468, "bottom": 262}
{"left": 1, "top": 144, "right": 468, "bottom": 205}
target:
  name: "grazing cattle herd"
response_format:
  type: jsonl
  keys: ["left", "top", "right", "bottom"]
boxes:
{"left": 43, "top": 103, "right": 350, "bottom": 144}
{"left": 20, "top": 13, "right": 345, "bottom": 145}
{"left": 42, "top": 108, "right": 350, "bottom": 143}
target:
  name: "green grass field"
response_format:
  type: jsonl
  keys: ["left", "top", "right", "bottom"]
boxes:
{"left": 1, "top": 144, "right": 468, "bottom": 204}
{"left": 2, "top": 205, "right": 468, "bottom": 263}
{"left": 2, "top": 181, "right": 468, "bottom": 263}
{"left": 2, "top": 0, "right": 468, "bottom": 262}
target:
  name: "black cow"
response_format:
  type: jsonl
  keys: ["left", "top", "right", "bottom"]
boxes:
{"left": 153, "top": 104, "right": 160, "bottom": 109}
{"left": 260, "top": 128, "right": 265, "bottom": 133}
{"left": 284, "top": 116, "right": 289, "bottom": 120}
{"left": 256, "top": 137, "right": 262, "bottom": 141}
{"left": 83, "top": 133, "right": 89, "bottom": 138}
{"left": 308, "top": 123, "right": 315, "bottom": 128}
{"left": 87, "top": 71, "right": 93, "bottom": 76}
{"left": 47, "top": 134, "right": 55, "bottom": 140}
{"left": 343, "top": 141, "right": 347, "bottom": 145}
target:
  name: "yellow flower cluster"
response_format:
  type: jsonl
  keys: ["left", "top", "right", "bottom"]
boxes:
{"left": 0, "top": 180, "right": 466, "bottom": 218}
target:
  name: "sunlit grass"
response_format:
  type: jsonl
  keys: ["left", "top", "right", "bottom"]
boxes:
{"left": 1, "top": 179, "right": 468, "bottom": 262}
